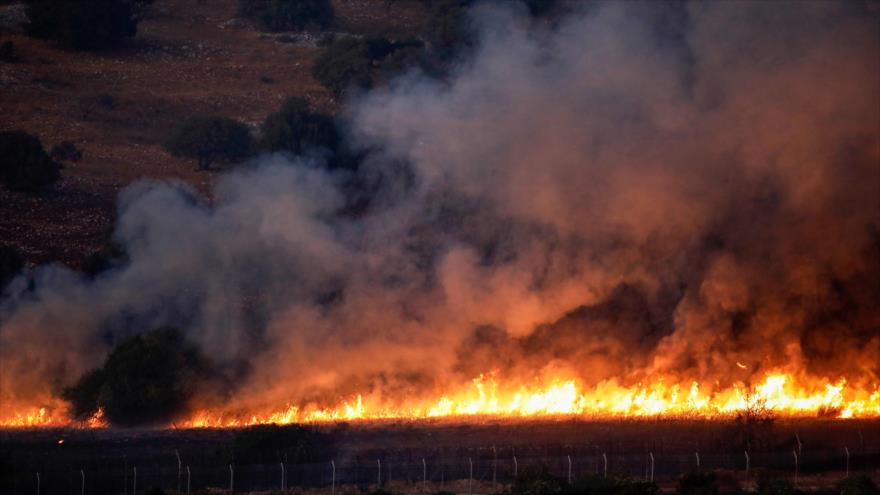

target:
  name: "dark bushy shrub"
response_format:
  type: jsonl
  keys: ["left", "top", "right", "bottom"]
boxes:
{"left": 0, "top": 244, "right": 24, "bottom": 290}
{"left": 164, "top": 116, "right": 252, "bottom": 170}
{"left": 50, "top": 141, "right": 82, "bottom": 162}
{"left": 238, "top": 0, "right": 334, "bottom": 32}
{"left": 0, "top": 41, "right": 14, "bottom": 62}
{"left": 313, "top": 37, "right": 425, "bottom": 96}
{"left": 62, "top": 369, "right": 106, "bottom": 420}
{"left": 427, "top": 0, "right": 472, "bottom": 54}
{"left": 509, "top": 468, "right": 657, "bottom": 495}
{"left": 756, "top": 478, "right": 798, "bottom": 495}
{"left": 678, "top": 471, "right": 718, "bottom": 495}
{"left": 312, "top": 37, "right": 373, "bottom": 96}
{"left": 24, "top": 0, "right": 141, "bottom": 50}
{"left": 62, "top": 327, "right": 211, "bottom": 426}
{"left": 0, "top": 130, "right": 61, "bottom": 192}
{"left": 259, "top": 97, "right": 338, "bottom": 154}
{"left": 81, "top": 228, "right": 127, "bottom": 277}
{"left": 524, "top": 0, "right": 562, "bottom": 17}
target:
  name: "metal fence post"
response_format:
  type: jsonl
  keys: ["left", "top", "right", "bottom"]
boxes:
{"left": 331, "top": 460, "right": 336, "bottom": 495}
{"left": 602, "top": 453, "right": 607, "bottom": 479}
{"left": 280, "top": 462, "right": 285, "bottom": 491}
{"left": 744, "top": 451, "right": 750, "bottom": 489}
{"left": 422, "top": 458, "right": 427, "bottom": 491}
{"left": 844, "top": 447, "right": 850, "bottom": 478}
{"left": 695, "top": 452, "right": 700, "bottom": 471}
{"left": 176, "top": 450, "right": 182, "bottom": 494}
{"left": 80, "top": 469, "right": 85, "bottom": 495}
{"left": 133, "top": 466, "right": 137, "bottom": 495}
{"left": 567, "top": 455, "right": 572, "bottom": 484}
{"left": 649, "top": 453, "right": 654, "bottom": 482}
{"left": 468, "top": 457, "right": 473, "bottom": 495}
{"left": 36, "top": 472, "right": 40, "bottom": 495}
{"left": 377, "top": 459, "right": 381, "bottom": 486}
{"left": 186, "top": 466, "right": 191, "bottom": 495}
{"left": 792, "top": 451, "right": 798, "bottom": 487}
{"left": 492, "top": 446, "right": 497, "bottom": 486}
{"left": 513, "top": 456, "right": 518, "bottom": 479}
{"left": 229, "top": 464, "right": 234, "bottom": 493}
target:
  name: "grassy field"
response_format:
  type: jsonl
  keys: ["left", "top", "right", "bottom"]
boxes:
{"left": 1, "top": 418, "right": 878, "bottom": 493}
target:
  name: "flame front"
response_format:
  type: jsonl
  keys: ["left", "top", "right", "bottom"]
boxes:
{"left": 5, "top": 372, "right": 875, "bottom": 428}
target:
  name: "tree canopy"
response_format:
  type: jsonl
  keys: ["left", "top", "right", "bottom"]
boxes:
{"left": 24, "top": 0, "right": 145, "bottom": 50}
{"left": 62, "top": 326, "right": 211, "bottom": 426}
{"left": 0, "top": 130, "right": 61, "bottom": 192}
{"left": 260, "top": 97, "right": 339, "bottom": 155}
{"left": 0, "top": 244, "right": 24, "bottom": 291}
{"left": 238, "top": 0, "right": 334, "bottom": 32}
{"left": 164, "top": 116, "right": 253, "bottom": 170}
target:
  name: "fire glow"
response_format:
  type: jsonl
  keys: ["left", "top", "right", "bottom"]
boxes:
{"left": 3, "top": 373, "right": 878, "bottom": 428}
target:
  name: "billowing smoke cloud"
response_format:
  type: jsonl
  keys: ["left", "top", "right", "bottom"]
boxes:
{"left": 1, "top": 1, "right": 878, "bottom": 420}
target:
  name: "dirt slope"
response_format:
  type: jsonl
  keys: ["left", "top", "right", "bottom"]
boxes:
{"left": 0, "top": 0, "right": 427, "bottom": 267}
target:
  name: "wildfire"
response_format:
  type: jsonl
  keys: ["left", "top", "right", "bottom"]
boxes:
{"left": 5, "top": 372, "right": 876, "bottom": 428}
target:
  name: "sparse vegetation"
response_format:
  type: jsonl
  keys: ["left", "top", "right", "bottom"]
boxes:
{"left": 836, "top": 476, "right": 880, "bottom": 495}
{"left": 508, "top": 466, "right": 659, "bottom": 495}
{"left": 232, "top": 424, "right": 335, "bottom": 463}
{"left": 238, "top": 0, "right": 334, "bottom": 32}
{"left": 62, "top": 326, "right": 212, "bottom": 426}
{"left": 24, "top": 0, "right": 144, "bottom": 50}
{"left": 164, "top": 116, "right": 253, "bottom": 170}
{"left": 731, "top": 394, "right": 776, "bottom": 450}
{"left": 95, "top": 93, "right": 117, "bottom": 109}
{"left": 0, "top": 130, "right": 61, "bottom": 192}
{"left": 0, "top": 244, "right": 24, "bottom": 291}
{"left": 757, "top": 477, "right": 798, "bottom": 495}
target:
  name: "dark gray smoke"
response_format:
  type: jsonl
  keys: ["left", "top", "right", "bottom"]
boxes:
{"left": 1, "top": 1, "right": 878, "bottom": 421}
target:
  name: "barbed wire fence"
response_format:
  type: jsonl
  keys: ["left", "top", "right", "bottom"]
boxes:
{"left": 3, "top": 446, "right": 878, "bottom": 494}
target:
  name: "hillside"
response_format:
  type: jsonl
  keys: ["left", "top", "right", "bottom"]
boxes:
{"left": 0, "top": 0, "right": 429, "bottom": 267}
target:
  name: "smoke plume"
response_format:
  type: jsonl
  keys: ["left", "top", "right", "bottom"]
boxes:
{"left": 1, "top": 1, "right": 878, "bottom": 421}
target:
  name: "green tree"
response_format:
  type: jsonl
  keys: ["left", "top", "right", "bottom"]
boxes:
{"left": 259, "top": 97, "right": 339, "bottom": 154}
{"left": 62, "top": 327, "right": 210, "bottom": 426}
{"left": 61, "top": 369, "right": 106, "bottom": 420}
{"left": 427, "top": 0, "right": 472, "bottom": 54}
{"left": 164, "top": 116, "right": 252, "bottom": 170}
{"left": 312, "top": 37, "right": 374, "bottom": 96}
{"left": 0, "top": 130, "right": 61, "bottom": 192}
{"left": 0, "top": 244, "right": 24, "bottom": 290}
{"left": 239, "top": 0, "right": 334, "bottom": 31}
{"left": 24, "top": 0, "right": 144, "bottom": 51}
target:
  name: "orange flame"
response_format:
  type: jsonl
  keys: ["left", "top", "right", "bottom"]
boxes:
{"left": 2, "top": 373, "right": 877, "bottom": 428}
